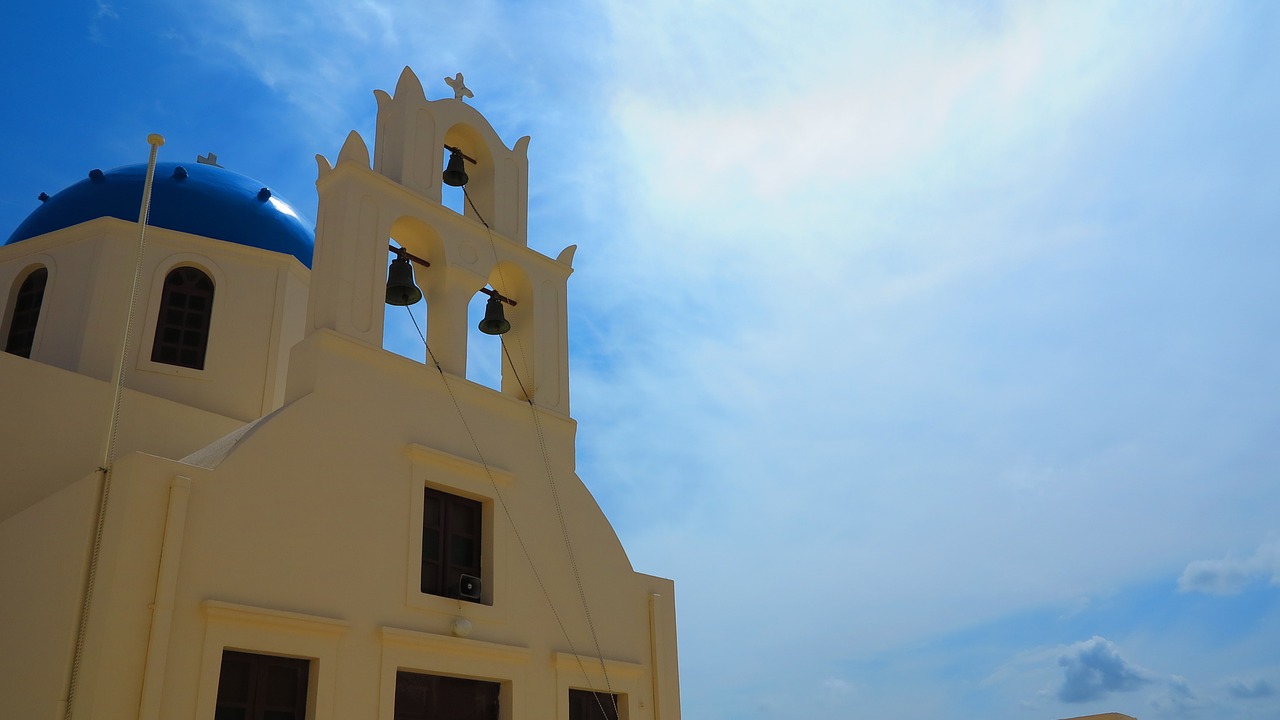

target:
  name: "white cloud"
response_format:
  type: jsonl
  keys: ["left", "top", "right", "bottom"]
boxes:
{"left": 1056, "top": 636, "right": 1152, "bottom": 703}
{"left": 1179, "top": 537, "right": 1280, "bottom": 595}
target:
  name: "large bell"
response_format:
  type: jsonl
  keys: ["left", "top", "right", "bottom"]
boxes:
{"left": 442, "top": 149, "right": 469, "bottom": 187}
{"left": 385, "top": 256, "right": 422, "bottom": 306}
{"left": 477, "top": 294, "right": 510, "bottom": 335}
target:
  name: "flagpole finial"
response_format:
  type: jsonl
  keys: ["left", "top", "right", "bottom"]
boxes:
{"left": 147, "top": 133, "right": 165, "bottom": 147}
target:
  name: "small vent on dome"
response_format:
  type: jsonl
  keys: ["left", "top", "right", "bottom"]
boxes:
{"left": 173, "top": 166, "right": 189, "bottom": 180}
{"left": 88, "top": 169, "right": 104, "bottom": 182}
{"left": 38, "top": 192, "right": 49, "bottom": 203}
{"left": 257, "top": 187, "right": 272, "bottom": 201}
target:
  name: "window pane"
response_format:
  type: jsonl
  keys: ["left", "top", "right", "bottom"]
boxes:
{"left": 263, "top": 664, "right": 301, "bottom": 706}
{"left": 395, "top": 671, "right": 499, "bottom": 720}
{"left": 151, "top": 266, "right": 213, "bottom": 369}
{"left": 5, "top": 267, "right": 48, "bottom": 358}
{"left": 422, "top": 488, "right": 483, "bottom": 601}
{"left": 215, "top": 651, "right": 308, "bottom": 720}
{"left": 570, "top": 690, "right": 620, "bottom": 720}
{"left": 215, "top": 654, "right": 252, "bottom": 704}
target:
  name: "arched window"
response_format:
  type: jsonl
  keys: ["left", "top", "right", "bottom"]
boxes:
{"left": 5, "top": 267, "right": 49, "bottom": 358}
{"left": 151, "top": 266, "right": 214, "bottom": 369}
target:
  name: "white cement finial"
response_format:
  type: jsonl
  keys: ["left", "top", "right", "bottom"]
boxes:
{"left": 445, "top": 72, "right": 474, "bottom": 101}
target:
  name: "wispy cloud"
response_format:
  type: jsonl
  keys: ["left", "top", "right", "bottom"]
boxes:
{"left": 1179, "top": 537, "right": 1280, "bottom": 595}
{"left": 1056, "top": 636, "right": 1152, "bottom": 703}
{"left": 155, "top": 0, "right": 613, "bottom": 160}
{"left": 583, "top": 0, "right": 1275, "bottom": 663}
{"left": 1226, "top": 678, "right": 1275, "bottom": 700}
{"left": 88, "top": 0, "right": 120, "bottom": 43}
{"left": 1147, "top": 675, "right": 1207, "bottom": 718}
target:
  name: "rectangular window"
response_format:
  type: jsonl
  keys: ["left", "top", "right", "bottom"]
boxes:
{"left": 569, "top": 689, "right": 620, "bottom": 720}
{"left": 421, "top": 486, "right": 482, "bottom": 601}
{"left": 214, "top": 650, "right": 309, "bottom": 720}
{"left": 394, "top": 670, "right": 499, "bottom": 720}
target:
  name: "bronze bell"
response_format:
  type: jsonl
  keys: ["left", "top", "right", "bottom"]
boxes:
{"left": 477, "top": 294, "right": 510, "bottom": 335}
{"left": 442, "top": 149, "right": 469, "bottom": 187}
{"left": 385, "top": 256, "right": 422, "bottom": 306}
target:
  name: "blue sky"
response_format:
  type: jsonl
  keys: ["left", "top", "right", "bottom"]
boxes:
{"left": 3, "top": 2, "right": 1279, "bottom": 719}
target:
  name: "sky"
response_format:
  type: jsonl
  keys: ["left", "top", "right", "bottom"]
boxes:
{"left": 2, "top": 1, "right": 1278, "bottom": 719}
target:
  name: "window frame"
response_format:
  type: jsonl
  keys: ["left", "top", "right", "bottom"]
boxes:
{"left": 420, "top": 485, "right": 483, "bottom": 601}
{"left": 568, "top": 689, "right": 622, "bottom": 720}
{"left": 196, "top": 601, "right": 347, "bottom": 720}
{"left": 150, "top": 264, "right": 215, "bottom": 370}
{"left": 214, "top": 649, "right": 311, "bottom": 720}
{"left": 393, "top": 669, "right": 501, "bottom": 720}
{"left": 3, "top": 264, "right": 50, "bottom": 359}
{"left": 405, "top": 443, "right": 510, "bottom": 616}
{"left": 552, "top": 653, "right": 642, "bottom": 720}
{"left": 377, "top": 625, "right": 529, "bottom": 720}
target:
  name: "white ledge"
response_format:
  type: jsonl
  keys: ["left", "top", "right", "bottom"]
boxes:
{"left": 202, "top": 600, "right": 349, "bottom": 637}
{"left": 406, "top": 443, "right": 515, "bottom": 485}
{"left": 379, "top": 625, "right": 531, "bottom": 663}
{"left": 552, "top": 652, "right": 645, "bottom": 678}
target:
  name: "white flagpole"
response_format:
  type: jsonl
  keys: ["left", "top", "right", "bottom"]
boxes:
{"left": 102, "top": 132, "right": 165, "bottom": 470}
{"left": 65, "top": 133, "right": 164, "bottom": 720}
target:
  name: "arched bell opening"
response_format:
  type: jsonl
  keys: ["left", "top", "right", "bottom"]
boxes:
{"left": 382, "top": 216, "right": 444, "bottom": 364}
{"left": 441, "top": 123, "right": 495, "bottom": 222}
{"left": 459, "top": 262, "right": 535, "bottom": 399}
{"left": 440, "top": 152, "right": 466, "bottom": 215}
{"left": 465, "top": 290, "right": 502, "bottom": 391}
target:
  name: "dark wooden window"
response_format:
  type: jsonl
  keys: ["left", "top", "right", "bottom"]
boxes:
{"left": 394, "top": 671, "right": 499, "bottom": 720}
{"left": 421, "top": 487, "right": 482, "bottom": 600}
{"left": 214, "top": 650, "right": 309, "bottom": 720}
{"left": 5, "top": 267, "right": 48, "bottom": 358}
{"left": 569, "top": 689, "right": 620, "bottom": 720}
{"left": 151, "top": 266, "right": 214, "bottom": 369}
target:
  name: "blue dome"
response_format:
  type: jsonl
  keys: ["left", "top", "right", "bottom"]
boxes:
{"left": 6, "top": 162, "right": 314, "bottom": 267}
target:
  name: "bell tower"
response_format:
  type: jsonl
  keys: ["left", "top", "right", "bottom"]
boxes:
{"left": 302, "top": 67, "right": 574, "bottom": 413}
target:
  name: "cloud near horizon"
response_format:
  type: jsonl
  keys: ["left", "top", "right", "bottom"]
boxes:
{"left": 1179, "top": 537, "right": 1280, "bottom": 595}
{"left": 1056, "top": 637, "right": 1151, "bottom": 703}
{"left": 1147, "top": 675, "right": 1204, "bottom": 718}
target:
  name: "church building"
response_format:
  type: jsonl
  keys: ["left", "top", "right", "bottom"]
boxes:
{"left": 0, "top": 67, "right": 680, "bottom": 720}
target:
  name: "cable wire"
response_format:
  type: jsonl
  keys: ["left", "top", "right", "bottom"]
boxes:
{"left": 402, "top": 307, "right": 610, "bottom": 714}
{"left": 461, "top": 187, "right": 618, "bottom": 715}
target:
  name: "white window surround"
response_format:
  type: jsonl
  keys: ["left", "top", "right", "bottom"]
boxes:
{"left": 0, "top": 256, "right": 56, "bottom": 358}
{"left": 377, "top": 625, "right": 530, "bottom": 720}
{"left": 136, "top": 252, "right": 225, "bottom": 378}
{"left": 195, "top": 600, "right": 349, "bottom": 720}
{"left": 553, "top": 653, "right": 645, "bottom": 720}
{"left": 405, "top": 443, "right": 513, "bottom": 620}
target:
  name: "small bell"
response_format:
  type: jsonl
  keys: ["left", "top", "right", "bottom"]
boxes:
{"left": 385, "top": 256, "right": 422, "bottom": 306}
{"left": 477, "top": 294, "right": 510, "bottom": 335}
{"left": 442, "top": 149, "right": 469, "bottom": 187}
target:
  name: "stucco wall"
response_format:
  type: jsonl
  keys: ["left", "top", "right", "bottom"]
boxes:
{"left": 0, "top": 473, "right": 100, "bottom": 720}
